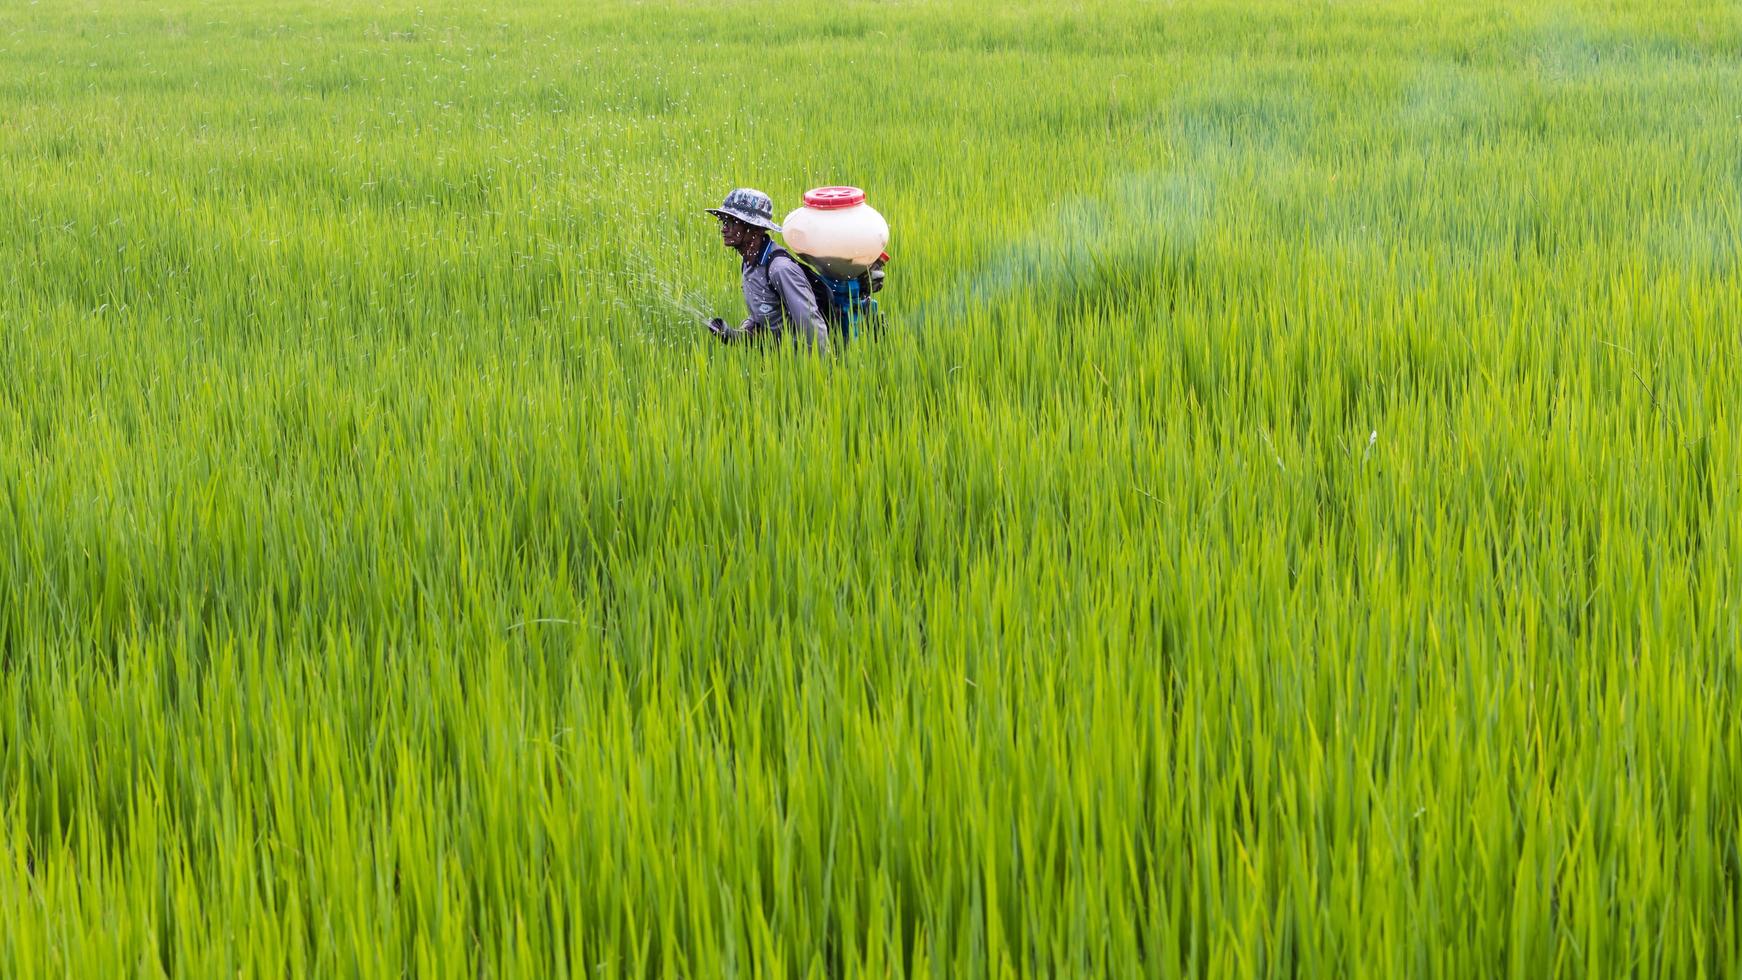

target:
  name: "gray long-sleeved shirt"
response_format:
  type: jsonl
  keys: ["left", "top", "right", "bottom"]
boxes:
{"left": 720, "top": 241, "right": 829, "bottom": 350}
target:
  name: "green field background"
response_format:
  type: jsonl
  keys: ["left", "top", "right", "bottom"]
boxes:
{"left": 2, "top": 0, "right": 1739, "bottom": 976}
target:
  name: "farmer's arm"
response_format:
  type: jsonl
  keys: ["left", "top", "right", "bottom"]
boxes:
{"left": 710, "top": 265, "right": 785, "bottom": 342}
{"left": 710, "top": 314, "right": 771, "bottom": 342}
{"left": 768, "top": 259, "right": 829, "bottom": 350}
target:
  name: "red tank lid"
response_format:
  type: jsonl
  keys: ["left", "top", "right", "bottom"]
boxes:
{"left": 802, "top": 186, "right": 866, "bottom": 210}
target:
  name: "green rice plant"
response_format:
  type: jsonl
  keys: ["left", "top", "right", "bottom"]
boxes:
{"left": 0, "top": 0, "right": 1738, "bottom": 976}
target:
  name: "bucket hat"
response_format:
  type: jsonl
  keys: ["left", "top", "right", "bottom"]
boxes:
{"left": 706, "top": 188, "right": 782, "bottom": 233}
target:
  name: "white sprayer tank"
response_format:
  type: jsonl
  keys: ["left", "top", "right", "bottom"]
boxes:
{"left": 781, "top": 186, "right": 888, "bottom": 279}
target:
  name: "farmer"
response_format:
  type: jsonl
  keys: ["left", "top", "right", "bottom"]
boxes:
{"left": 705, "top": 188, "right": 830, "bottom": 351}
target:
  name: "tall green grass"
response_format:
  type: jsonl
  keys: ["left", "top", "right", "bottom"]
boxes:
{"left": 1, "top": 0, "right": 1738, "bottom": 975}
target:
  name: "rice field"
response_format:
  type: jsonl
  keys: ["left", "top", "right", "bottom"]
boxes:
{"left": 1, "top": 0, "right": 1739, "bottom": 975}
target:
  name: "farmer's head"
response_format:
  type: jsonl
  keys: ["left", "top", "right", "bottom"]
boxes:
{"left": 707, "top": 188, "right": 781, "bottom": 251}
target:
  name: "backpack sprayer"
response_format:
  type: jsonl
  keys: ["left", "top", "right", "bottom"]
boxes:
{"left": 781, "top": 186, "right": 889, "bottom": 340}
